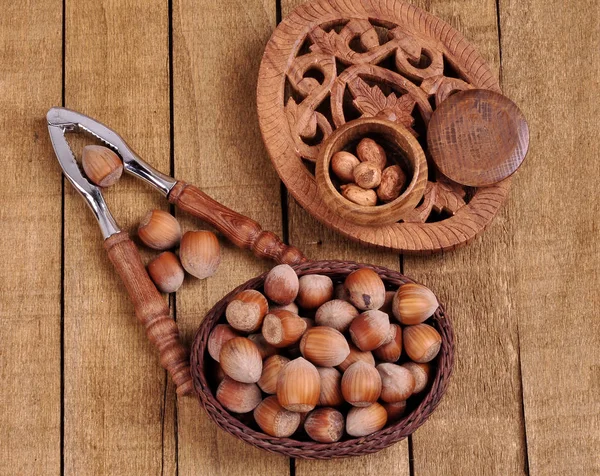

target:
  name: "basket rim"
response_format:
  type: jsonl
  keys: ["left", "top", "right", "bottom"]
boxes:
{"left": 190, "top": 260, "right": 454, "bottom": 460}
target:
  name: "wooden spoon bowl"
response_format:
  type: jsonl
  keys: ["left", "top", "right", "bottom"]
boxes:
{"left": 316, "top": 118, "right": 428, "bottom": 226}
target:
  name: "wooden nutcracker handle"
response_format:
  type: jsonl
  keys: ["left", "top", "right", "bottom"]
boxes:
{"left": 104, "top": 232, "right": 194, "bottom": 396}
{"left": 169, "top": 181, "right": 306, "bottom": 265}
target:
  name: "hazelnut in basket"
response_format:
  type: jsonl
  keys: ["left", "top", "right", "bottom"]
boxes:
{"left": 192, "top": 262, "right": 453, "bottom": 458}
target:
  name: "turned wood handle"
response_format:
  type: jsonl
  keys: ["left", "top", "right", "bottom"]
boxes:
{"left": 104, "top": 232, "right": 194, "bottom": 396}
{"left": 169, "top": 181, "right": 307, "bottom": 265}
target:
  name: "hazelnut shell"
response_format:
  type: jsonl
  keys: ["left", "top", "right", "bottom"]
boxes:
{"left": 299, "top": 327, "right": 350, "bottom": 367}
{"left": 219, "top": 337, "right": 263, "bottom": 383}
{"left": 341, "top": 361, "right": 382, "bottom": 407}
{"left": 344, "top": 269, "right": 386, "bottom": 310}
{"left": 264, "top": 264, "right": 299, "bottom": 305}
{"left": 403, "top": 324, "right": 442, "bottom": 363}
{"left": 276, "top": 357, "right": 320, "bottom": 412}
{"left": 138, "top": 209, "right": 182, "bottom": 250}
{"left": 179, "top": 230, "right": 221, "bottom": 279}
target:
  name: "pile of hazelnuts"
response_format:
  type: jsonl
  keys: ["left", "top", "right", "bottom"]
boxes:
{"left": 332, "top": 137, "right": 406, "bottom": 207}
{"left": 207, "top": 264, "right": 442, "bottom": 443}
{"left": 78, "top": 145, "right": 222, "bottom": 293}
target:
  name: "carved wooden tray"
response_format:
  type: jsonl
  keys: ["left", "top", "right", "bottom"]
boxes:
{"left": 257, "top": 0, "right": 509, "bottom": 253}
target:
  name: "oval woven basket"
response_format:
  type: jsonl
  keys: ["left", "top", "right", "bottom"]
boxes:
{"left": 191, "top": 260, "right": 454, "bottom": 459}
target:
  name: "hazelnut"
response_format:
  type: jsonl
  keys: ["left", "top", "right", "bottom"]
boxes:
{"left": 147, "top": 251, "right": 185, "bottom": 293}
{"left": 219, "top": 337, "right": 262, "bottom": 383}
{"left": 353, "top": 162, "right": 382, "bottom": 189}
{"left": 296, "top": 274, "right": 333, "bottom": 310}
{"left": 349, "top": 310, "right": 390, "bottom": 351}
{"left": 383, "top": 401, "right": 407, "bottom": 423}
{"left": 216, "top": 377, "right": 262, "bottom": 413}
{"left": 337, "top": 344, "right": 375, "bottom": 372}
{"left": 316, "top": 367, "right": 344, "bottom": 407}
{"left": 373, "top": 324, "right": 402, "bottom": 362}
{"left": 270, "top": 302, "right": 299, "bottom": 314}
{"left": 299, "top": 327, "right": 350, "bottom": 367}
{"left": 356, "top": 138, "right": 387, "bottom": 170}
{"left": 276, "top": 357, "right": 321, "bottom": 412}
{"left": 262, "top": 310, "right": 307, "bottom": 348}
{"left": 376, "top": 363, "right": 415, "bottom": 403}
{"left": 264, "top": 264, "right": 299, "bottom": 305}
{"left": 346, "top": 402, "right": 387, "bottom": 437}
{"left": 344, "top": 268, "right": 386, "bottom": 310}
{"left": 380, "top": 290, "right": 396, "bottom": 316}
{"left": 179, "top": 230, "right": 220, "bottom": 279}
{"left": 331, "top": 151, "right": 360, "bottom": 183}
{"left": 314, "top": 299, "right": 359, "bottom": 332}
{"left": 247, "top": 333, "right": 277, "bottom": 360}
{"left": 207, "top": 324, "right": 240, "bottom": 362}
{"left": 341, "top": 361, "right": 382, "bottom": 407}
{"left": 258, "top": 355, "right": 290, "bottom": 394}
{"left": 340, "top": 184, "right": 377, "bottom": 206}
{"left": 225, "top": 289, "right": 268, "bottom": 332}
{"left": 392, "top": 283, "right": 439, "bottom": 325}
{"left": 402, "top": 362, "right": 431, "bottom": 394}
{"left": 138, "top": 209, "right": 182, "bottom": 250}
{"left": 403, "top": 324, "right": 442, "bottom": 363}
{"left": 377, "top": 165, "right": 406, "bottom": 202}
{"left": 304, "top": 408, "right": 345, "bottom": 443}
{"left": 254, "top": 396, "right": 301, "bottom": 437}
{"left": 81, "top": 145, "right": 123, "bottom": 188}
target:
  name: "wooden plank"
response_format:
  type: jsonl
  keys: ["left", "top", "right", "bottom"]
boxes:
{"left": 171, "top": 0, "right": 290, "bottom": 474}
{"left": 280, "top": 0, "right": 409, "bottom": 474}
{"left": 403, "top": 1, "right": 529, "bottom": 475}
{"left": 499, "top": 1, "right": 600, "bottom": 474}
{"left": 63, "top": 1, "right": 175, "bottom": 474}
{"left": 0, "top": 1, "right": 62, "bottom": 474}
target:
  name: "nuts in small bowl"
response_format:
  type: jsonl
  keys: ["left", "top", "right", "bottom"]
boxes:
{"left": 191, "top": 261, "right": 453, "bottom": 459}
{"left": 316, "top": 117, "right": 428, "bottom": 226}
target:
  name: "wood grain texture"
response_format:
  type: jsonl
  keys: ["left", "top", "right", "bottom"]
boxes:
{"left": 64, "top": 0, "right": 175, "bottom": 474}
{"left": 404, "top": 1, "right": 529, "bottom": 475}
{"left": 500, "top": 0, "right": 600, "bottom": 474}
{"left": 428, "top": 89, "right": 529, "bottom": 187}
{"left": 315, "top": 118, "right": 428, "bottom": 225}
{"left": 171, "top": 0, "right": 289, "bottom": 474}
{"left": 169, "top": 181, "right": 306, "bottom": 265}
{"left": 258, "top": 0, "right": 510, "bottom": 253}
{"left": 280, "top": 1, "right": 408, "bottom": 474}
{"left": 104, "top": 232, "right": 192, "bottom": 396}
{"left": 0, "top": 1, "right": 62, "bottom": 474}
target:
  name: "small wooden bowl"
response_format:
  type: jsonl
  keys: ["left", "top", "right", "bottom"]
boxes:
{"left": 191, "top": 261, "right": 454, "bottom": 460}
{"left": 315, "top": 118, "right": 428, "bottom": 226}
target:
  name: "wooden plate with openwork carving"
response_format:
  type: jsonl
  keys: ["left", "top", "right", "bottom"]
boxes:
{"left": 257, "top": 0, "right": 509, "bottom": 254}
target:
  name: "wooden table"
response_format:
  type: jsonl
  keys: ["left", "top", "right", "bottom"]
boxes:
{"left": 1, "top": 0, "right": 598, "bottom": 474}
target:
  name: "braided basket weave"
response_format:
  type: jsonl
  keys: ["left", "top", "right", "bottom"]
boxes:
{"left": 191, "top": 261, "right": 454, "bottom": 459}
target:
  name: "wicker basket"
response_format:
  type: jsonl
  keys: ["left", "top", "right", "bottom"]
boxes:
{"left": 191, "top": 260, "right": 454, "bottom": 459}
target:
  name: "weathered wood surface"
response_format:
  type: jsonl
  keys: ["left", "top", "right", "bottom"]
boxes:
{"left": 172, "top": 0, "right": 289, "bottom": 474}
{"left": 63, "top": 0, "right": 174, "bottom": 474}
{"left": 0, "top": 0, "right": 597, "bottom": 475}
{"left": 0, "top": 2, "right": 62, "bottom": 475}
{"left": 400, "top": 1, "right": 530, "bottom": 474}
{"left": 500, "top": 0, "right": 600, "bottom": 474}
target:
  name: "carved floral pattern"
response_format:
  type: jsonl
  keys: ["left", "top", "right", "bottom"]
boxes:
{"left": 284, "top": 18, "right": 478, "bottom": 223}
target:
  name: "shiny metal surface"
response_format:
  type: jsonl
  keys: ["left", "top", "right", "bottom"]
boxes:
{"left": 47, "top": 121, "right": 120, "bottom": 239}
{"left": 46, "top": 107, "right": 177, "bottom": 196}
